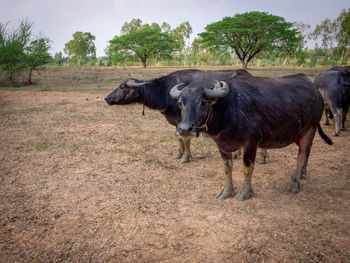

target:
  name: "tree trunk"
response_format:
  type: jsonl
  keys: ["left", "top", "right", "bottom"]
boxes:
{"left": 142, "top": 60, "right": 147, "bottom": 68}
{"left": 28, "top": 68, "right": 33, "bottom": 84}
{"left": 8, "top": 74, "right": 14, "bottom": 86}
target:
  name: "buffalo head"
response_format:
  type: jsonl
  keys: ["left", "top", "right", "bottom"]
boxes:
{"left": 105, "top": 79, "right": 150, "bottom": 105}
{"left": 170, "top": 81, "right": 229, "bottom": 137}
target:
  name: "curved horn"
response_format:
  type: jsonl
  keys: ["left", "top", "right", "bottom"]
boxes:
{"left": 204, "top": 81, "right": 229, "bottom": 99}
{"left": 126, "top": 79, "right": 151, "bottom": 88}
{"left": 170, "top": 83, "right": 185, "bottom": 99}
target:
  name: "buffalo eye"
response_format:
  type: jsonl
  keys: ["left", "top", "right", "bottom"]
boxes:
{"left": 177, "top": 100, "right": 184, "bottom": 108}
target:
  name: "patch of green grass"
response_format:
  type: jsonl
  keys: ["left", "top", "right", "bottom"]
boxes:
{"left": 34, "top": 140, "right": 53, "bottom": 151}
{"left": 36, "top": 85, "right": 49, "bottom": 92}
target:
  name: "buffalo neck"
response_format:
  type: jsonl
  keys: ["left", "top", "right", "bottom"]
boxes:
{"left": 138, "top": 79, "right": 169, "bottom": 111}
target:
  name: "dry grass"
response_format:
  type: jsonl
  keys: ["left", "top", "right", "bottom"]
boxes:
{"left": 0, "top": 66, "right": 349, "bottom": 262}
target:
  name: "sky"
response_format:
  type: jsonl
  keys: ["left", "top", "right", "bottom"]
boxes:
{"left": 1, "top": 0, "right": 349, "bottom": 57}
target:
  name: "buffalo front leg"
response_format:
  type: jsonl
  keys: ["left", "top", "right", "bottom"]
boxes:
{"left": 236, "top": 147, "right": 257, "bottom": 200}
{"left": 287, "top": 127, "right": 316, "bottom": 193}
{"left": 259, "top": 149, "right": 268, "bottom": 164}
{"left": 173, "top": 136, "right": 185, "bottom": 160}
{"left": 179, "top": 136, "right": 192, "bottom": 163}
{"left": 217, "top": 150, "right": 234, "bottom": 199}
{"left": 173, "top": 136, "right": 192, "bottom": 163}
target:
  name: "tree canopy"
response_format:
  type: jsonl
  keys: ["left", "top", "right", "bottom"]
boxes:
{"left": 0, "top": 20, "right": 32, "bottom": 84}
{"left": 108, "top": 25, "right": 181, "bottom": 68}
{"left": 199, "top": 11, "right": 302, "bottom": 68}
{"left": 64, "top": 32, "right": 96, "bottom": 65}
{"left": 25, "top": 37, "right": 51, "bottom": 84}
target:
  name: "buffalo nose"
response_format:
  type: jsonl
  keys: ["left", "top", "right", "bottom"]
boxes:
{"left": 104, "top": 97, "right": 111, "bottom": 105}
{"left": 178, "top": 122, "right": 194, "bottom": 135}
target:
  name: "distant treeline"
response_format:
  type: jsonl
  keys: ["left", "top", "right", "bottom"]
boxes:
{"left": 1, "top": 9, "right": 349, "bottom": 86}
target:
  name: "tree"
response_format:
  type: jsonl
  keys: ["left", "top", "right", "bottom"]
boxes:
{"left": 54, "top": 52, "right": 64, "bottom": 66}
{"left": 171, "top": 21, "right": 193, "bottom": 45}
{"left": 171, "top": 21, "right": 193, "bottom": 65}
{"left": 108, "top": 27, "right": 181, "bottom": 68}
{"left": 24, "top": 37, "right": 51, "bottom": 84}
{"left": 64, "top": 32, "right": 96, "bottom": 65}
{"left": 0, "top": 20, "right": 32, "bottom": 85}
{"left": 199, "top": 11, "right": 302, "bottom": 68}
{"left": 312, "top": 9, "right": 350, "bottom": 64}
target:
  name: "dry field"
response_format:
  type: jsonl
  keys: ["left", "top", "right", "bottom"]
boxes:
{"left": 0, "top": 66, "right": 349, "bottom": 262}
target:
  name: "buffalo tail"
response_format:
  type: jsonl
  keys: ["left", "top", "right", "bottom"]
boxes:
{"left": 317, "top": 124, "right": 333, "bottom": 145}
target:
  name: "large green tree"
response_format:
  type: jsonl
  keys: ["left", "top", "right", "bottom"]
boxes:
{"left": 199, "top": 11, "right": 302, "bottom": 68}
{"left": 25, "top": 37, "right": 51, "bottom": 84}
{"left": 64, "top": 32, "right": 96, "bottom": 65}
{"left": 108, "top": 27, "right": 180, "bottom": 68}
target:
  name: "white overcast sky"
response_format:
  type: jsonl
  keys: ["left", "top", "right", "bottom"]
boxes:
{"left": 1, "top": 0, "right": 349, "bottom": 57}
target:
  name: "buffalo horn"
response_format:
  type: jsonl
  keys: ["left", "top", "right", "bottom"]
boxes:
{"left": 170, "top": 83, "right": 185, "bottom": 99}
{"left": 204, "top": 81, "right": 229, "bottom": 99}
{"left": 126, "top": 79, "right": 151, "bottom": 88}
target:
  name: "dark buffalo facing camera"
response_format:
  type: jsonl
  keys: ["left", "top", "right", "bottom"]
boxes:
{"left": 314, "top": 66, "right": 350, "bottom": 136}
{"left": 170, "top": 73, "right": 333, "bottom": 200}
{"left": 105, "top": 69, "right": 250, "bottom": 163}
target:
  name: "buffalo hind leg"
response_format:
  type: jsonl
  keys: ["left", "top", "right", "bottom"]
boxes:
{"left": 217, "top": 151, "right": 234, "bottom": 199}
{"left": 287, "top": 127, "right": 316, "bottom": 193}
{"left": 236, "top": 146, "right": 257, "bottom": 200}
{"left": 341, "top": 104, "right": 349, "bottom": 131}
{"left": 330, "top": 105, "right": 341, "bottom": 136}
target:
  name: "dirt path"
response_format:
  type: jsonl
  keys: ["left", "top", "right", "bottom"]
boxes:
{"left": 0, "top": 90, "right": 349, "bottom": 262}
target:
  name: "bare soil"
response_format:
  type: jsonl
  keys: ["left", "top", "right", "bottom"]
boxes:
{"left": 0, "top": 67, "right": 349, "bottom": 262}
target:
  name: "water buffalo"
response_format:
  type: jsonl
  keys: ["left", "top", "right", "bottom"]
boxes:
{"left": 170, "top": 73, "right": 333, "bottom": 200}
{"left": 105, "top": 69, "right": 250, "bottom": 162}
{"left": 314, "top": 66, "right": 350, "bottom": 136}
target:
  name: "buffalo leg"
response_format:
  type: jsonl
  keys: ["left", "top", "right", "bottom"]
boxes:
{"left": 259, "top": 149, "right": 268, "bottom": 164}
{"left": 330, "top": 106, "right": 341, "bottom": 136}
{"left": 236, "top": 147, "right": 257, "bottom": 200}
{"left": 324, "top": 104, "right": 331, "bottom": 125}
{"left": 341, "top": 104, "right": 349, "bottom": 131}
{"left": 217, "top": 150, "right": 234, "bottom": 199}
{"left": 179, "top": 136, "right": 192, "bottom": 163}
{"left": 173, "top": 136, "right": 185, "bottom": 159}
{"left": 287, "top": 127, "right": 316, "bottom": 193}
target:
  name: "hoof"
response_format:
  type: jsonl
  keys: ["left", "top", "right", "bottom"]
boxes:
{"left": 331, "top": 132, "right": 339, "bottom": 137}
{"left": 172, "top": 154, "right": 182, "bottom": 160}
{"left": 235, "top": 188, "right": 253, "bottom": 201}
{"left": 341, "top": 127, "right": 346, "bottom": 131}
{"left": 217, "top": 189, "right": 233, "bottom": 199}
{"left": 179, "top": 156, "right": 190, "bottom": 163}
{"left": 286, "top": 180, "right": 300, "bottom": 194}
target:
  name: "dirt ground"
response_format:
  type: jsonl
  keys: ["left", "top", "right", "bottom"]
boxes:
{"left": 0, "top": 69, "right": 349, "bottom": 262}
